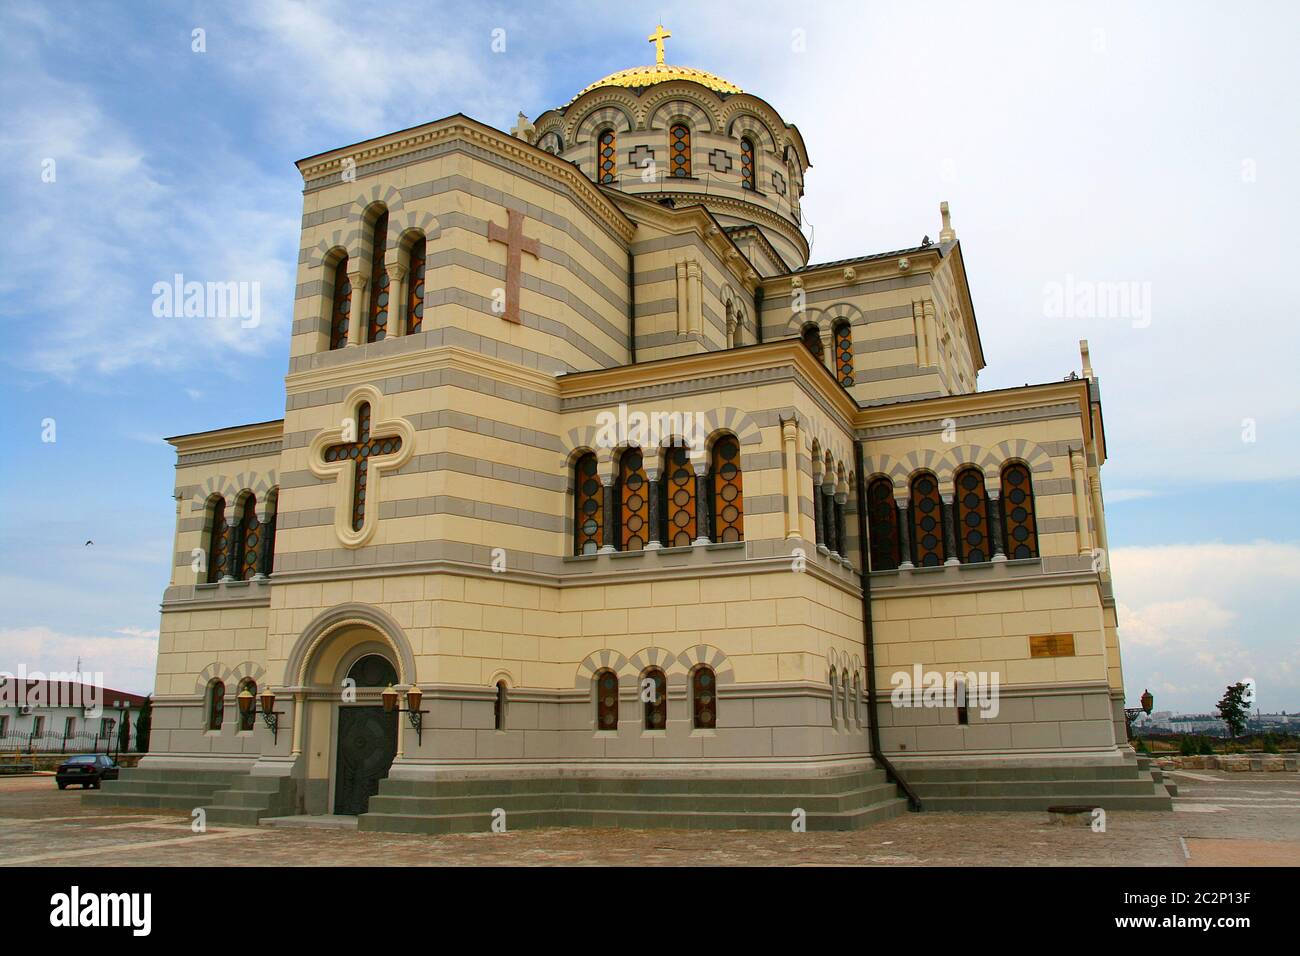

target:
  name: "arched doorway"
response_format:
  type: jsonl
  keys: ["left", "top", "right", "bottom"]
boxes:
{"left": 333, "top": 653, "right": 398, "bottom": 815}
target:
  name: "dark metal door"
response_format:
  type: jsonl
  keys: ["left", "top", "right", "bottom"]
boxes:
{"left": 333, "top": 706, "right": 397, "bottom": 815}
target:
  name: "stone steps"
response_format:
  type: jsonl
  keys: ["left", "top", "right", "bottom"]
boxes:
{"left": 359, "top": 771, "right": 907, "bottom": 834}
{"left": 917, "top": 790, "right": 1174, "bottom": 812}
{"left": 85, "top": 768, "right": 242, "bottom": 813}
{"left": 905, "top": 760, "right": 1173, "bottom": 812}
{"left": 203, "top": 776, "right": 298, "bottom": 827}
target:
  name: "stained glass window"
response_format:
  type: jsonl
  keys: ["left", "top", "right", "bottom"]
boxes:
{"left": 618, "top": 449, "right": 649, "bottom": 551}
{"left": 329, "top": 255, "right": 350, "bottom": 350}
{"left": 595, "top": 669, "right": 619, "bottom": 730}
{"left": 692, "top": 666, "right": 716, "bottom": 729}
{"left": 1001, "top": 463, "right": 1039, "bottom": 559}
{"left": 955, "top": 467, "right": 991, "bottom": 563}
{"left": 236, "top": 494, "right": 259, "bottom": 580}
{"left": 597, "top": 129, "right": 616, "bottom": 184}
{"left": 802, "top": 325, "right": 824, "bottom": 362}
{"left": 406, "top": 236, "right": 426, "bottom": 334}
{"left": 207, "top": 680, "right": 225, "bottom": 731}
{"left": 669, "top": 124, "right": 691, "bottom": 178}
{"left": 207, "top": 496, "right": 228, "bottom": 584}
{"left": 323, "top": 402, "right": 404, "bottom": 532}
{"left": 833, "top": 321, "right": 854, "bottom": 386}
{"left": 643, "top": 668, "right": 667, "bottom": 730}
{"left": 910, "top": 473, "right": 945, "bottom": 567}
{"left": 662, "top": 445, "right": 696, "bottom": 547}
{"left": 573, "top": 453, "right": 602, "bottom": 555}
{"left": 711, "top": 435, "right": 744, "bottom": 542}
{"left": 740, "top": 137, "right": 755, "bottom": 190}
{"left": 238, "top": 678, "right": 257, "bottom": 731}
{"left": 367, "top": 210, "right": 390, "bottom": 343}
{"left": 867, "top": 476, "right": 900, "bottom": 570}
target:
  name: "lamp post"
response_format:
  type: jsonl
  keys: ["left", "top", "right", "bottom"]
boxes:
{"left": 237, "top": 687, "right": 284, "bottom": 744}
{"left": 382, "top": 685, "right": 428, "bottom": 746}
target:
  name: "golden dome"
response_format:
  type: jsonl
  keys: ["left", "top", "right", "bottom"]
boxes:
{"left": 573, "top": 63, "right": 743, "bottom": 101}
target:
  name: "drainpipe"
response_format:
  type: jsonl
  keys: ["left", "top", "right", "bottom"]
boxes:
{"left": 754, "top": 285, "right": 764, "bottom": 344}
{"left": 854, "top": 439, "right": 922, "bottom": 811}
{"left": 628, "top": 249, "right": 637, "bottom": 365}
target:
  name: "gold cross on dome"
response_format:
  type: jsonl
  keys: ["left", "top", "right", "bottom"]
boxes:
{"left": 648, "top": 23, "right": 671, "bottom": 65}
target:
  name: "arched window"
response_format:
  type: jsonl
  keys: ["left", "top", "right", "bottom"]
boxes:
{"left": 235, "top": 492, "right": 259, "bottom": 581}
{"left": 801, "top": 324, "right": 824, "bottom": 362}
{"left": 669, "top": 124, "right": 691, "bottom": 177}
{"left": 329, "top": 255, "right": 350, "bottom": 350}
{"left": 494, "top": 681, "right": 508, "bottom": 730}
{"left": 841, "top": 672, "right": 851, "bottom": 727}
{"left": 829, "top": 667, "right": 839, "bottom": 728}
{"left": 595, "top": 669, "right": 619, "bottom": 730}
{"left": 955, "top": 467, "right": 991, "bottom": 563}
{"left": 237, "top": 678, "right": 257, "bottom": 731}
{"left": 851, "top": 673, "right": 861, "bottom": 727}
{"left": 643, "top": 668, "right": 667, "bottom": 730}
{"left": 617, "top": 448, "right": 649, "bottom": 551}
{"left": 597, "top": 129, "right": 617, "bottom": 184}
{"left": 910, "top": 472, "right": 945, "bottom": 567}
{"left": 833, "top": 321, "right": 855, "bottom": 386}
{"left": 691, "top": 666, "right": 717, "bottom": 730}
{"left": 259, "top": 488, "right": 279, "bottom": 577}
{"left": 1000, "top": 463, "right": 1039, "bottom": 559}
{"left": 406, "top": 235, "right": 426, "bottom": 334}
{"left": 867, "top": 477, "right": 900, "bottom": 571}
{"left": 206, "top": 495, "right": 228, "bottom": 584}
{"left": 661, "top": 445, "right": 696, "bottom": 547}
{"left": 740, "top": 137, "right": 755, "bottom": 190}
{"left": 367, "top": 209, "right": 390, "bottom": 343}
{"left": 346, "top": 654, "right": 398, "bottom": 688}
{"left": 573, "top": 452, "right": 602, "bottom": 555}
{"left": 207, "top": 680, "right": 225, "bottom": 731}
{"left": 711, "top": 435, "right": 744, "bottom": 542}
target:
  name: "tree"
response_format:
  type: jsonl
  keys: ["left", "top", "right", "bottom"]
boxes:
{"left": 1216, "top": 682, "right": 1251, "bottom": 738}
{"left": 117, "top": 711, "right": 131, "bottom": 755}
{"left": 134, "top": 697, "right": 152, "bottom": 753}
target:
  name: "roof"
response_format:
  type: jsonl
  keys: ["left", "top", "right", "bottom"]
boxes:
{"left": 572, "top": 63, "right": 742, "bottom": 102}
{"left": 0, "top": 678, "right": 149, "bottom": 710}
{"left": 793, "top": 243, "right": 935, "bottom": 273}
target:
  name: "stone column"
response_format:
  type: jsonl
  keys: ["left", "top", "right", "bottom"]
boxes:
{"left": 1089, "top": 474, "right": 1109, "bottom": 565}
{"left": 781, "top": 419, "right": 802, "bottom": 540}
{"left": 896, "top": 498, "right": 914, "bottom": 569}
{"left": 1070, "top": 449, "right": 1093, "bottom": 555}
{"left": 290, "top": 692, "right": 305, "bottom": 757}
{"left": 387, "top": 260, "right": 408, "bottom": 337}
{"left": 687, "top": 260, "right": 704, "bottom": 335}
{"left": 987, "top": 488, "right": 1007, "bottom": 561}
{"left": 599, "top": 475, "right": 616, "bottom": 553}
{"left": 942, "top": 494, "right": 960, "bottom": 566}
{"left": 646, "top": 466, "right": 662, "bottom": 550}
{"left": 346, "top": 270, "right": 368, "bottom": 347}
{"left": 675, "top": 261, "right": 689, "bottom": 336}
{"left": 693, "top": 465, "right": 712, "bottom": 546}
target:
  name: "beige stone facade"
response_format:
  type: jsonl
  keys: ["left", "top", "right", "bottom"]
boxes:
{"left": 140, "top": 50, "right": 1145, "bottom": 823}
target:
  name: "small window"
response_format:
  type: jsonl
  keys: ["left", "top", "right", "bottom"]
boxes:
{"left": 406, "top": 236, "right": 427, "bottom": 334}
{"left": 710, "top": 435, "right": 744, "bottom": 543}
{"left": 573, "top": 452, "right": 602, "bottom": 555}
{"left": 833, "top": 321, "right": 854, "bottom": 386}
{"left": 207, "top": 680, "right": 225, "bottom": 731}
{"left": 595, "top": 669, "right": 619, "bottom": 730}
{"left": 669, "top": 124, "right": 691, "bottom": 177}
{"left": 829, "top": 667, "right": 839, "bottom": 728}
{"left": 661, "top": 445, "right": 696, "bottom": 547}
{"left": 1001, "top": 463, "right": 1040, "bottom": 559}
{"left": 346, "top": 654, "right": 399, "bottom": 688}
{"left": 910, "top": 473, "right": 946, "bottom": 567}
{"left": 740, "top": 137, "right": 755, "bottom": 190}
{"left": 329, "top": 255, "right": 351, "bottom": 350}
{"left": 64, "top": 716, "right": 76, "bottom": 738}
{"left": 691, "top": 666, "right": 717, "bottom": 730}
{"left": 643, "top": 668, "right": 667, "bottom": 730}
{"left": 494, "top": 681, "right": 508, "bottom": 730}
{"left": 597, "top": 130, "right": 617, "bottom": 184}
{"left": 801, "top": 325, "right": 824, "bottom": 362}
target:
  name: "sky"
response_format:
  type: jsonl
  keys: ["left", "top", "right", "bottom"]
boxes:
{"left": 1, "top": 0, "right": 1296, "bottom": 712}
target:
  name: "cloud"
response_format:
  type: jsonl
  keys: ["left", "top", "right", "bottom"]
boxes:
{"left": 1105, "top": 489, "right": 1158, "bottom": 503}
{"left": 1110, "top": 542, "right": 1300, "bottom": 711}
{"left": 0, "top": 625, "right": 159, "bottom": 697}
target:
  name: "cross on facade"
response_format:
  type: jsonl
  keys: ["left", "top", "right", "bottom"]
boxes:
{"left": 648, "top": 23, "right": 672, "bottom": 65}
{"left": 322, "top": 401, "right": 404, "bottom": 532}
{"left": 487, "top": 208, "right": 539, "bottom": 325}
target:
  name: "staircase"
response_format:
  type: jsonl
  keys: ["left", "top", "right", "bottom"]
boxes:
{"left": 901, "top": 761, "right": 1174, "bottom": 812}
{"left": 1137, "top": 755, "right": 1178, "bottom": 797}
{"left": 202, "top": 775, "right": 299, "bottom": 827}
{"left": 87, "top": 766, "right": 242, "bottom": 812}
{"left": 360, "top": 767, "right": 908, "bottom": 834}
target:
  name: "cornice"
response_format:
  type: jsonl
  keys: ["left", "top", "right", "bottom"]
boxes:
{"left": 166, "top": 420, "right": 284, "bottom": 455}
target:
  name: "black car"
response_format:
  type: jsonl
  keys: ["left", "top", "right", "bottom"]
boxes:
{"left": 55, "top": 754, "right": 119, "bottom": 790}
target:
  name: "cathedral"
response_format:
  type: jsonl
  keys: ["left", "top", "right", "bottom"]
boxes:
{"left": 96, "top": 27, "right": 1172, "bottom": 830}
